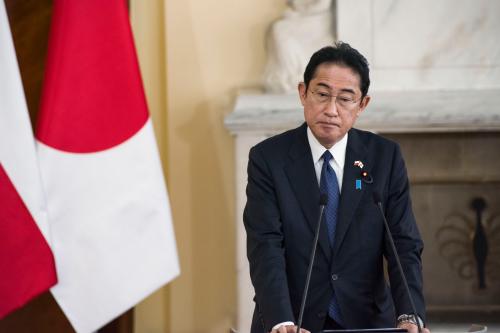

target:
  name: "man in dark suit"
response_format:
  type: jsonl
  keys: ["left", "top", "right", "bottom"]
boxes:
{"left": 243, "top": 42, "right": 431, "bottom": 333}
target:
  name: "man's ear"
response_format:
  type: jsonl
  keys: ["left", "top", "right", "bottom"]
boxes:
{"left": 357, "top": 95, "right": 371, "bottom": 116}
{"left": 298, "top": 82, "right": 307, "bottom": 106}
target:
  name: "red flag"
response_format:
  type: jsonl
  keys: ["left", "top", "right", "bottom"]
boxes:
{"left": 0, "top": 166, "right": 56, "bottom": 317}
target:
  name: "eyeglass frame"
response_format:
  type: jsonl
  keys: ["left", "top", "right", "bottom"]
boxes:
{"left": 308, "top": 89, "right": 364, "bottom": 110}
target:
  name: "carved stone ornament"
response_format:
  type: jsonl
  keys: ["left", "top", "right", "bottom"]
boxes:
{"left": 263, "top": 0, "right": 335, "bottom": 94}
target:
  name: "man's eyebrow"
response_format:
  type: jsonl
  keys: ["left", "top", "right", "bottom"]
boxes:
{"left": 315, "top": 82, "right": 331, "bottom": 90}
{"left": 339, "top": 88, "right": 356, "bottom": 95}
{"left": 315, "top": 83, "right": 356, "bottom": 95}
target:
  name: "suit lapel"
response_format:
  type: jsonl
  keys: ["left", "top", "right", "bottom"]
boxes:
{"left": 284, "top": 124, "right": 332, "bottom": 262}
{"left": 333, "top": 129, "right": 369, "bottom": 256}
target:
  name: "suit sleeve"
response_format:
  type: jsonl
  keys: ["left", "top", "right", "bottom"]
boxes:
{"left": 384, "top": 143, "right": 426, "bottom": 323}
{"left": 243, "top": 145, "right": 295, "bottom": 332}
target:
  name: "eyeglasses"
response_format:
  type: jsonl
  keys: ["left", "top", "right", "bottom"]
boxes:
{"left": 309, "top": 90, "right": 361, "bottom": 109}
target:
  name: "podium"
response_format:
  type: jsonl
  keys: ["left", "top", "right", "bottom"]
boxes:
{"left": 230, "top": 324, "right": 488, "bottom": 332}
{"left": 321, "top": 329, "right": 407, "bottom": 333}
{"left": 321, "top": 324, "right": 488, "bottom": 333}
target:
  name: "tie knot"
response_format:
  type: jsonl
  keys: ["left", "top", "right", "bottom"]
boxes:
{"left": 322, "top": 150, "right": 333, "bottom": 164}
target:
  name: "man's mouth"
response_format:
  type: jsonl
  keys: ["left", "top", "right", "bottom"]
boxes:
{"left": 318, "top": 121, "right": 340, "bottom": 128}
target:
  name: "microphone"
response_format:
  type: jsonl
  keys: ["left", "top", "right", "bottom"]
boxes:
{"left": 372, "top": 192, "right": 422, "bottom": 333}
{"left": 296, "top": 194, "right": 328, "bottom": 333}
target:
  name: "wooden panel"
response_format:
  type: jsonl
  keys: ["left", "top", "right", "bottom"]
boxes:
{"left": 0, "top": 290, "right": 134, "bottom": 333}
{"left": 5, "top": 0, "right": 52, "bottom": 125}
{"left": 0, "top": 292, "right": 74, "bottom": 333}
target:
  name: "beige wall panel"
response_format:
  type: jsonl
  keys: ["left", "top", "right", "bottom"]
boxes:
{"left": 165, "top": 1, "right": 286, "bottom": 331}
{"left": 132, "top": 0, "right": 286, "bottom": 332}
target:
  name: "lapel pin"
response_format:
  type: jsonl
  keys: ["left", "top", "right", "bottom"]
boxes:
{"left": 355, "top": 179, "right": 362, "bottom": 190}
{"left": 361, "top": 170, "right": 373, "bottom": 184}
{"left": 354, "top": 160, "right": 364, "bottom": 169}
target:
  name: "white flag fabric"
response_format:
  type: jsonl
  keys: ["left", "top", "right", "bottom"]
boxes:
{"left": 35, "top": 0, "right": 180, "bottom": 331}
{"left": 0, "top": 0, "right": 57, "bottom": 318}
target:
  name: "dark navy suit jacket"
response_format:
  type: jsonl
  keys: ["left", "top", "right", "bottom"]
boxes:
{"left": 244, "top": 123, "right": 425, "bottom": 333}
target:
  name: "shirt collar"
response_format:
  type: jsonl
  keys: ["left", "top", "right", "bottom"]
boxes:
{"left": 307, "top": 126, "right": 347, "bottom": 169}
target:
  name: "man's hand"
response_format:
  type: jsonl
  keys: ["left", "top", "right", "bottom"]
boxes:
{"left": 397, "top": 322, "right": 431, "bottom": 333}
{"left": 271, "top": 324, "right": 310, "bottom": 333}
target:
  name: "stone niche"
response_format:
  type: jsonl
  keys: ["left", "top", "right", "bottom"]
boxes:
{"left": 385, "top": 132, "right": 500, "bottom": 325}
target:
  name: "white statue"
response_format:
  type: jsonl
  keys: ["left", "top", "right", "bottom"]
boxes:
{"left": 263, "top": 0, "right": 335, "bottom": 94}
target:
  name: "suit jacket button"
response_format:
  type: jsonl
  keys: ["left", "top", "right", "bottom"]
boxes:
{"left": 331, "top": 274, "right": 338, "bottom": 281}
{"left": 317, "top": 311, "right": 326, "bottom": 318}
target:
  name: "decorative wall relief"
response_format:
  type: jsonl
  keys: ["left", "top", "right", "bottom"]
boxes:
{"left": 436, "top": 197, "right": 500, "bottom": 289}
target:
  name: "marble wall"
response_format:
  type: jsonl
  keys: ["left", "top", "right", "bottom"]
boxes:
{"left": 337, "top": 0, "right": 500, "bottom": 91}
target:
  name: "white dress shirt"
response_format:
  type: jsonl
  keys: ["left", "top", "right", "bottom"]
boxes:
{"left": 307, "top": 126, "right": 347, "bottom": 192}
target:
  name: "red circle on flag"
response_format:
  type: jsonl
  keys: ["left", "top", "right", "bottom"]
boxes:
{"left": 35, "top": 0, "right": 149, "bottom": 153}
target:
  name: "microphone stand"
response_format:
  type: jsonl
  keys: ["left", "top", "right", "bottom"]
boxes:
{"left": 373, "top": 193, "right": 422, "bottom": 333}
{"left": 296, "top": 194, "right": 328, "bottom": 333}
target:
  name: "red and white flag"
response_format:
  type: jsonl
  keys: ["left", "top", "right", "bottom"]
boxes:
{"left": 0, "top": 0, "right": 57, "bottom": 318}
{"left": 36, "top": 0, "right": 179, "bottom": 331}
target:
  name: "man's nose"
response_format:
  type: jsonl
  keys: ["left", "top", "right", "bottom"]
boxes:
{"left": 324, "top": 97, "right": 339, "bottom": 116}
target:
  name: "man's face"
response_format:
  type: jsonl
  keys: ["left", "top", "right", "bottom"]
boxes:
{"left": 299, "top": 63, "right": 370, "bottom": 148}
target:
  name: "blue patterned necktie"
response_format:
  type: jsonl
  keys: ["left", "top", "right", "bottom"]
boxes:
{"left": 319, "top": 150, "right": 343, "bottom": 325}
